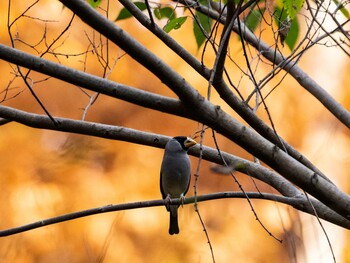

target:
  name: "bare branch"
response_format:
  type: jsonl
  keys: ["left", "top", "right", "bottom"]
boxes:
{"left": 0, "top": 105, "right": 349, "bottom": 228}
{"left": 182, "top": 0, "right": 350, "bottom": 128}
{"left": 118, "top": 0, "right": 333, "bottom": 184}
{"left": 1, "top": 36, "right": 349, "bottom": 219}
{"left": 0, "top": 44, "right": 191, "bottom": 119}
{"left": 1, "top": 191, "right": 349, "bottom": 237}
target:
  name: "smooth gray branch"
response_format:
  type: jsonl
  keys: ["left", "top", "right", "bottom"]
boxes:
{"left": 0, "top": 44, "right": 192, "bottom": 119}
{"left": 1, "top": 191, "right": 349, "bottom": 237}
{"left": 118, "top": 0, "right": 331, "bottom": 184}
{"left": 2, "top": 0, "right": 350, "bottom": 219}
{"left": 184, "top": 0, "right": 350, "bottom": 128}
{"left": 0, "top": 0, "right": 349, "bottom": 222}
{"left": 0, "top": 105, "right": 296, "bottom": 197}
{"left": 0, "top": 105, "right": 349, "bottom": 228}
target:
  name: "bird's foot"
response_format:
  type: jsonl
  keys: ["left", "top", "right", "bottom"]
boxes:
{"left": 165, "top": 194, "right": 171, "bottom": 210}
{"left": 180, "top": 194, "right": 186, "bottom": 208}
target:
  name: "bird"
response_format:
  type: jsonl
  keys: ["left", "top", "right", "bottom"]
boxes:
{"left": 160, "top": 136, "right": 197, "bottom": 235}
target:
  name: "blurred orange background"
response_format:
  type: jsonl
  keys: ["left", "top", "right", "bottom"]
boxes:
{"left": 0, "top": 1, "right": 349, "bottom": 262}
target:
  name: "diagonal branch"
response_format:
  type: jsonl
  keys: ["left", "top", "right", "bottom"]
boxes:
{"left": 0, "top": 44, "right": 192, "bottom": 120}
{"left": 0, "top": 105, "right": 349, "bottom": 228}
{"left": 0, "top": 104, "right": 295, "bottom": 197}
{"left": 117, "top": 0, "right": 331, "bottom": 183}
{"left": 4, "top": 0, "right": 350, "bottom": 219}
{"left": 183, "top": 0, "right": 350, "bottom": 128}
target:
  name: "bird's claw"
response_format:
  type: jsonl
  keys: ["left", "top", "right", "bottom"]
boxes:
{"left": 165, "top": 193, "right": 186, "bottom": 208}
{"left": 180, "top": 194, "right": 185, "bottom": 208}
{"left": 165, "top": 194, "right": 171, "bottom": 210}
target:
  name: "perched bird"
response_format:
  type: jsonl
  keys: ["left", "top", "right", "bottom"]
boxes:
{"left": 160, "top": 136, "right": 197, "bottom": 235}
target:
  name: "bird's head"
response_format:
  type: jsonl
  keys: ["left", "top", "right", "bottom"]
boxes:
{"left": 172, "top": 136, "right": 197, "bottom": 151}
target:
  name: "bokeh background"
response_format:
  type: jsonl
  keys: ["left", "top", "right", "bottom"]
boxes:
{"left": 0, "top": 1, "right": 349, "bottom": 262}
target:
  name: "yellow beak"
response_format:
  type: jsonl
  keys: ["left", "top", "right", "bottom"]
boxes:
{"left": 184, "top": 137, "right": 197, "bottom": 148}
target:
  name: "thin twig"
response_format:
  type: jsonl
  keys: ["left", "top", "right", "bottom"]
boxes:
{"left": 304, "top": 191, "right": 337, "bottom": 263}
{"left": 211, "top": 130, "right": 282, "bottom": 242}
{"left": 193, "top": 126, "right": 216, "bottom": 263}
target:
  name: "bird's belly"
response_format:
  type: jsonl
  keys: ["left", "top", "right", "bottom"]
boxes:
{"left": 162, "top": 171, "right": 189, "bottom": 197}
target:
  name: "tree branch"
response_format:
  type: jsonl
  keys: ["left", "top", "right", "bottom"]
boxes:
{"left": 0, "top": 44, "right": 328, "bottom": 190}
{"left": 3, "top": 0, "right": 350, "bottom": 220}
{"left": 0, "top": 44, "right": 193, "bottom": 120}
{"left": 185, "top": 0, "right": 350, "bottom": 128}
{"left": 0, "top": 105, "right": 349, "bottom": 228}
{"left": 0, "top": 105, "right": 298, "bottom": 198}
{"left": 117, "top": 0, "right": 331, "bottom": 184}
{"left": 1, "top": 191, "right": 349, "bottom": 237}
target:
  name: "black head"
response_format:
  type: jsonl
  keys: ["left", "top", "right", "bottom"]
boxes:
{"left": 173, "top": 136, "right": 196, "bottom": 151}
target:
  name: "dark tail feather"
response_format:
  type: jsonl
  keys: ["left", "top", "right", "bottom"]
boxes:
{"left": 169, "top": 213, "right": 179, "bottom": 235}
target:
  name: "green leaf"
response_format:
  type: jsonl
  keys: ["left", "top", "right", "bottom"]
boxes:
{"left": 285, "top": 18, "right": 299, "bottom": 50}
{"left": 154, "top": 7, "right": 176, "bottom": 20}
{"left": 89, "top": 0, "right": 102, "bottom": 8}
{"left": 332, "top": 0, "right": 350, "bottom": 18}
{"left": 274, "top": 6, "right": 300, "bottom": 50}
{"left": 163, "top": 17, "right": 187, "bottom": 33}
{"left": 274, "top": 6, "right": 288, "bottom": 21}
{"left": 281, "top": 0, "right": 304, "bottom": 19}
{"left": 193, "top": 11, "right": 212, "bottom": 49}
{"left": 115, "top": 2, "right": 147, "bottom": 21}
{"left": 244, "top": 9, "right": 265, "bottom": 32}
